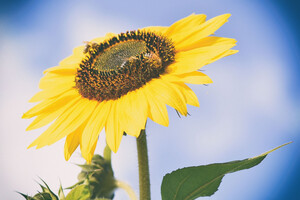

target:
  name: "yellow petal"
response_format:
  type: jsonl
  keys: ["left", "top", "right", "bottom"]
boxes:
{"left": 59, "top": 54, "right": 82, "bottom": 66}
{"left": 208, "top": 49, "right": 239, "bottom": 64}
{"left": 164, "top": 71, "right": 213, "bottom": 85}
{"left": 90, "top": 36, "right": 106, "bottom": 43}
{"left": 83, "top": 139, "right": 98, "bottom": 164}
{"left": 29, "top": 98, "right": 97, "bottom": 149}
{"left": 130, "top": 89, "right": 149, "bottom": 136}
{"left": 105, "top": 101, "right": 123, "bottom": 153}
{"left": 178, "top": 71, "right": 213, "bottom": 84}
{"left": 172, "top": 82, "right": 199, "bottom": 107}
{"left": 47, "top": 46, "right": 84, "bottom": 71}
{"left": 91, "top": 33, "right": 117, "bottom": 43}
{"left": 115, "top": 95, "right": 132, "bottom": 136}
{"left": 26, "top": 97, "right": 78, "bottom": 131}
{"left": 23, "top": 89, "right": 79, "bottom": 118}
{"left": 39, "top": 74, "right": 75, "bottom": 90}
{"left": 171, "top": 14, "right": 231, "bottom": 48}
{"left": 148, "top": 78, "right": 187, "bottom": 116}
{"left": 140, "top": 26, "right": 168, "bottom": 34}
{"left": 177, "top": 36, "right": 237, "bottom": 52}
{"left": 45, "top": 99, "right": 97, "bottom": 147}
{"left": 143, "top": 87, "right": 169, "bottom": 126}
{"left": 43, "top": 66, "right": 77, "bottom": 75}
{"left": 81, "top": 101, "right": 111, "bottom": 159}
{"left": 27, "top": 96, "right": 80, "bottom": 148}
{"left": 116, "top": 94, "right": 144, "bottom": 137}
{"left": 167, "top": 42, "right": 236, "bottom": 74}
{"left": 117, "top": 89, "right": 148, "bottom": 137}
{"left": 165, "top": 14, "right": 206, "bottom": 36}
{"left": 64, "top": 128, "right": 82, "bottom": 161}
{"left": 72, "top": 46, "right": 85, "bottom": 58}
{"left": 30, "top": 85, "right": 75, "bottom": 103}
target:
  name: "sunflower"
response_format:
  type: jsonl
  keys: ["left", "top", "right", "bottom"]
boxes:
{"left": 23, "top": 13, "right": 237, "bottom": 163}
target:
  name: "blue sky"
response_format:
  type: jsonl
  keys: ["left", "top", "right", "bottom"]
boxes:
{"left": 0, "top": 0, "right": 299, "bottom": 199}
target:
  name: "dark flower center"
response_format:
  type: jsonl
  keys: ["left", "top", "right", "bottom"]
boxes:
{"left": 75, "top": 30, "right": 175, "bottom": 101}
{"left": 94, "top": 41, "right": 147, "bottom": 72}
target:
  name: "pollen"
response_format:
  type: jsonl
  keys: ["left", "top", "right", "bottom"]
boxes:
{"left": 75, "top": 30, "right": 176, "bottom": 101}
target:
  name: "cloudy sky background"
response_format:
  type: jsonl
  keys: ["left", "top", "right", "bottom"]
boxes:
{"left": 0, "top": 0, "right": 299, "bottom": 199}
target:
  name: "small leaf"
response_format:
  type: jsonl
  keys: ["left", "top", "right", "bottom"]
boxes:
{"left": 18, "top": 179, "right": 59, "bottom": 200}
{"left": 77, "top": 164, "right": 102, "bottom": 173}
{"left": 32, "top": 192, "right": 53, "bottom": 200}
{"left": 58, "top": 183, "right": 66, "bottom": 200}
{"left": 17, "top": 192, "right": 34, "bottom": 200}
{"left": 161, "top": 142, "right": 291, "bottom": 200}
{"left": 65, "top": 181, "right": 84, "bottom": 190}
{"left": 65, "top": 184, "right": 91, "bottom": 200}
{"left": 38, "top": 178, "right": 58, "bottom": 200}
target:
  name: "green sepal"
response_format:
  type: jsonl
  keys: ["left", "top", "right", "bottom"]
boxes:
{"left": 17, "top": 192, "right": 34, "bottom": 200}
{"left": 77, "top": 164, "right": 103, "bottom": 173}
{"left": 103, "top": 145, "right": 112, "bottom": 163}
{"left": 65, "top": 180, "right": 84, "bottom": 190}
{"left": 37, "top": 178, "right": 59, "bottom": 200}
{"left": 65, "top": 184, "right": 91, "bottom": 200}
{"left": 58, "top": 183, "right": 66, "bottom": 200}
{"left": 18, "top": 179, "right": 59, "bottom": 200}
{"left": 73, "top": 154, "right": 117, "bottom": 199}
{"left": 18, "top": 192, "right": 56, "bottom": 200}
{"left": 32, "top": 192, "right": 53, "bottom": 200}
{"left": 161, "top": 142, "right": 291, "bottom": 200}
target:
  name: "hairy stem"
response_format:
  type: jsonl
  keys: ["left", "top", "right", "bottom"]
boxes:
{"left": 136, "top": 129, "right": 151, "bottom": 200}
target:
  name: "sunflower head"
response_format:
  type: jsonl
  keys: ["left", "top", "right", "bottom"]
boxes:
{"left": 76, "top": 30, "right": 175, "bottom": 102}
{"left": 23, "top": 13, "right": 237, "bottom": 163}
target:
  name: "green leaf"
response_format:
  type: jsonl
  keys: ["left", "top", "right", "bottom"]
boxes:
{"left": 161, "top": 142, "right": 291, "bottom": 200}
{"left": 65, "top": 185, "right": 91, "bottom": 200}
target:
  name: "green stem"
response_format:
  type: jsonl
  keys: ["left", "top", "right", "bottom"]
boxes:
{"left": 136, "top": 129, "right": 151, "bottom": 200}
{"left": 115, "top": 180, "right": 138, "bottom": 200}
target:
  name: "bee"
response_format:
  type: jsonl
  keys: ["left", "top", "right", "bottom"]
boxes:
{"left": 144, "top": 52, "right": 162, "bottom": 67}
{"left": 83, "top": 41, "right": 99, "bottom": 54}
